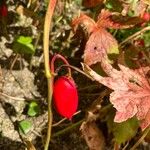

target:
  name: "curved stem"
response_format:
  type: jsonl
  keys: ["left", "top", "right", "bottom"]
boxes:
{"left": 51, "top": 54, "right": 71, "bottom": 77}
{"left": 43, "top": 0, "right": 57, "bottom": 150}
{"left": 119, "top": 26, "right": 150, "bottom": 47}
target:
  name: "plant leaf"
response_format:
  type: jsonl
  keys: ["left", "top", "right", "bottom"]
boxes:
{"left": 97, "top": 9, "right": 142, "bottom": 29}
{"left": 84, "top": 28, "right": 119, "bottom": 66}
{"left": 113, "top": 118, "right": 139, "bottom": 144}
{"left": 72, "top": 14, "right": 96, "bottom": 34}
{"left": 85, "top": 59, "right": 150, "bottom": 130}
{"left": 19, "top": 120, "right": 32, "bottom": 134}
{"left": 13, "top": 36, "right": 35, "bottom": 55}
{"left": 27, "top": 101, "right": 39, "bottom": 117}
{"left": 80, "top": 121, "right": 105, "bottom": 150}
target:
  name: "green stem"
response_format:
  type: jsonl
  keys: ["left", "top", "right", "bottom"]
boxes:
{"left": 44, "top": 78, "right": 53, "bottom": 150}
{"left": 43, "top": 0, "right": 57, "bottom": 150}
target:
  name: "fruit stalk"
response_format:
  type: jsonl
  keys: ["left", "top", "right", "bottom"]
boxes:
{"left": 51, "top": 54, "right": 71, "bottom": 76}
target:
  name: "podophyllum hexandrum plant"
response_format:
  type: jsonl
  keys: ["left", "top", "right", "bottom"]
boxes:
{"left": 42, "top": 0, "right": 150, "bottom": 150}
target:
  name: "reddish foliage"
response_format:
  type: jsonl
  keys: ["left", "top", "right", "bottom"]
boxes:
{"left": 72, "top": 13, "right": 96, "bottom": 34}
{"left": 72, "top": 10, "right": 119, "bottom": 66}
{"left": 86, "top": 59, "right": 150, "bottom": 130}
{"left": 82, "top": 0, "right": 104, "bottom": 8}
{"left": 84, "top": 28, "right": 118, "bottom": 66}
{"left": 72, "top": 9, "right": 142, "bottom": 66}
{"left": 97, "top": 9, "right": 142, "bottom": 29}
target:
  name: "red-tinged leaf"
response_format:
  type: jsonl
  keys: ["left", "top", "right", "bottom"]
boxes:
{"left": 72, "top": 14, "right": 96, "bottom": 34}
{"left": 84, "top": 28, "right": 119, "bottom": 66}
{"left": 82, "top": 0, "right": 104, "bottom": 8}
{"left": 97, "top": 9, "right": 142, "bottom": 29}
{"left": 85, "top": 59, "right": 150, "bottom": 130}
{"left": 121, "top": 0, "right": 147, "bottom": 16}
{"left": 134, "top": 0, "right": 147, "bottom": 16}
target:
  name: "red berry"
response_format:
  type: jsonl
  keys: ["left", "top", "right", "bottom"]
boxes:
{"left": 0, "top": 4, "right": 8, "bottom": 17}
{"left": 141, "top": 12, "right": 150, "bottom": 22}
{"left": 53, "top": 76, "right": 78, "bottom": 119}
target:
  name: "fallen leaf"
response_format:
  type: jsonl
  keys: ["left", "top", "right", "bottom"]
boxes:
{"left": 84, "top": 28, "right": 119, "bottom": 66}
{"left": 84, "top": 59, "right": 150, "bottom": 130}
{"left": 80, "top": 122, "right": 105, "bottom": 150}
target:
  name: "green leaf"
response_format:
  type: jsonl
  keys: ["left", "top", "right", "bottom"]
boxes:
{"left": 143, "top": 30, "right": 150, "bottom": 47}
{"left": 13, "top": 36, "right": 35, "bottom": 55}
{"left": 27, "top": 101, "right": 39, "bottom": 117}
{"left": 113, "top": 118, "right": 139, "bottom": 144}
{"left": 106, "top": 108, "right": 139, "bottom": 144}
{"left": 19, "top": 120, "right": 32, "bottom": 134}
{"left": 17, "top": 36, "right": 32, "bottom": 44}
{"left": 105, "top": 0, "right": 123, "bottom": 12}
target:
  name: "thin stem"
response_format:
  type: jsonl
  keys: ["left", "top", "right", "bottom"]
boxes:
{"left": 43, "top": 0, "right": 57, "bottom": 78}
{"left": 44, "top": 78, "right": 53, "bottom": 150}
{"left": 119, "top": 26, "right": 150, "bottom": 47}
{"left": 130, "top": 127, "right": 150, "bottom": 150}
{"left": 52, "top": 119, "right": 84, "bottom": 137}
{"left": 0, "top": 92, "right": 25, "bottom": 101}
{"left": 43, "top": 0, "right": 57, "bottom": 150}
{"left": 52, "top": 110, "right": 81, "bottom": 127}
{"left": 10, "top": 54, "right": 19, "bottom": 71}
{"left": 51, "top": 54, "right": 71, "bottom": 77}
{"left": 56, "top": 64, "right": 94, "bottom": 81}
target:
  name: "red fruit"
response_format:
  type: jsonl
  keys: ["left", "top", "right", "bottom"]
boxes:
{"left": 53, "top": 76, "right": 78, "bottom": 119}
{"left": 134, "top": 39, "right": 145, "bottom": 47}
{"left": 0, "top": 4, "right": 8, "bottom": 17}
{"left": 141, "top": 12, "right": 150, "bottom": 22}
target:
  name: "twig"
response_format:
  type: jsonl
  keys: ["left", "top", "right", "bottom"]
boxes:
{"left": 0, "top": 92, "right": 25, "bottom": 101}
{"left": 130, "top": 127, "right": 150, "bottom": 150}
{"left": 52, "top": 119, "right": 84, "bottom": 137}
{"left": 52, "top": 110, "right": 81, "bottom": 127}
{"left": 56, "top": 64, "right": 94, "bottom": 81}
{"left": 119, "top": 26, "right": 150, "bottom": 47}
{"left": 43, "top": 0, "right": 57, "bottom": 150}
{"left": 10, "top": 54, "right": 19, "bottom": 71}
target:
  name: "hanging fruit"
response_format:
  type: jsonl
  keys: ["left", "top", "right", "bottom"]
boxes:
{"left": 51, "top": 54, "right": 78, "bottom": 119}
{"left": 53, "top": 76, "right": 78, "bottom": 119}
